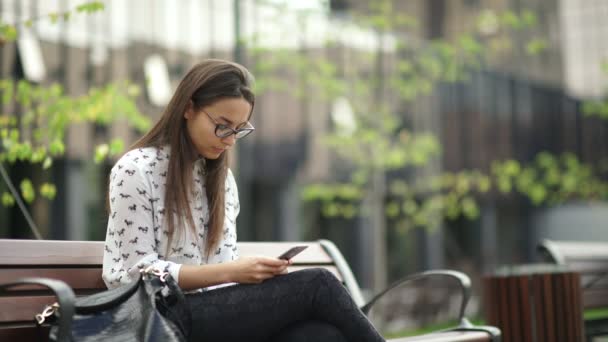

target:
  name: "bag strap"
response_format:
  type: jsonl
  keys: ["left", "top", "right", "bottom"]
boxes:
{"left": 0, "top": 277, "right": 76, "bottom": 342}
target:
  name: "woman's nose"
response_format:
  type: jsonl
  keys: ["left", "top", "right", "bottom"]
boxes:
{"left": 223, "top": 134, "right": 237, "bottom": 147}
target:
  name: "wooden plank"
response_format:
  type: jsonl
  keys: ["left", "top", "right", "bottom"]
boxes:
{"left": 498, "top": 277, "right": 510, "bottom": 341}
{"left": 0, "top": 268, "right": 105, "bottom": 291}
{"left": 238, "top": 242, "right": 333, "bottom": 264}
{"left": 508, "top": 276, "right": 521, "bottom": 341}
{"left": 0, "top": 326, "right": 49, "bottom": 341}
{"left": 482, "top": 277, "right": 498, "bottom": 325}
{"left": 553, "top": 273, "right": 565, "bottom": 342}
{"left": 532, "top": 275, "right": 545, "bottom": 342}
{"left": 542, "top": 274, "right": 556, "bottom": 342}
{"left": 0, "top": 240, "right": 334, "bottom": 265}
{"left": 572, "top": 274, "right": 585, "bottom": 340}
{"left": 518, "top": 276, "right": 533, "bottom": 342}
{"left": 390, "top": 331, "right": 491, "bottom": 342}
{"left": 0, "top": 295, "right": 57, "bottom": 323}
{"left": 583, "top": 288, "right": 608, "bottom": 308}
{"left": 0, "top": 327, "right": 493, "bottom": 342}
{"left": 563, "top": 273, "right": 574, "bottom": 342}
{"left": 0, "top": 240, "right": 104, "bottom": 265}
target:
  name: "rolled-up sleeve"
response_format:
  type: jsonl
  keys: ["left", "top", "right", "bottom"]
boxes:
{"left": 102, "top": 158, "right": 181, "bottom": 289}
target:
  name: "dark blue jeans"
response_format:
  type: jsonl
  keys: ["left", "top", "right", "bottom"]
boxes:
{"left": 185, "top": 268, "right": 385, "bottom": 342}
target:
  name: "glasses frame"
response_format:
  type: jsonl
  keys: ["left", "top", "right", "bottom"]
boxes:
{"left": 201, "top": 109, "right": 255, "bottom": 139}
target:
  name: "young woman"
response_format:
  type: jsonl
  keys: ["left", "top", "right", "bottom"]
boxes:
{"left": 102, "top": 59, "right": 385, "bottom": 342}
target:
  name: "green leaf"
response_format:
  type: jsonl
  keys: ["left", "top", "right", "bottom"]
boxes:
{"left": 40, "top": 183, "right": 57, "bottom": 200}
{"left": 477, "top": 176, "right": 491, "bottom": 193}
{"left": 1, "top": 192, "right": 15, "bottom": 207}
{"left": 500, "top": 11, "right": 521, "bottom": 29}
{"left": 461, "top": 197, "right": 479, "bottom": 219}
{"left": 49, "top": 139, "right": 65, "bottom": 156}
{"left": 76, "top": 2, "right": 105, "bottom": 13}
{"left": 601, "top": 60, "right": 608, "bottom": 75}
{"left": 94, "top": 144, "right": 109, "bottom": 163}
{"left": 20, "top": 179, "right": 35, "bottom": 203}
{"left": 386, "top": 202, "right": 400, "bottom": 218}
{"left": 49, "top": 13, "right": 59, "bottom": 24}
{"left": 528, "top": 184, "right": 547, "bottom": 205}
{"left": 521, "top": 10, "right": 538, "bottom": 28}
{"left": 402, "top": 200, "right": 418, "bottom": 215}
{"left": 497, "top": 177, "right": 512, "bottom": 193}
{"left": 526, "top": 38, "right": 547, "bottom": 56}
{"left": 42, "top": 156, "right": 53, "bottom": 170}
{"left": 0, "top": 24, "right": 17, "bottom": 42}
{"left": 109, "top": 139, "right": 125, "bottom": 156}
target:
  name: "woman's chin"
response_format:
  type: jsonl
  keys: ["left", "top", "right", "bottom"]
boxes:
{"left": 201, "top": 150, "right": 224, "bottom": 160}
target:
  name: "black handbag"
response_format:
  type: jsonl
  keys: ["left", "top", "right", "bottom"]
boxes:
{"left": 1, "top": 267, "right": 191, "bottom": 342}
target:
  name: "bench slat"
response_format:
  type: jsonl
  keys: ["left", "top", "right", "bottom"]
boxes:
{"left": 390, "top": 331, "right": 491, "bottom": 341}
{"left": 0, "top": 267, "right": 343, "bottom": 291}
{"left": 0, "top": 327, "right": 49, "bottom": 341}
{"left": 238, "top": 242, "right": 333, "bottom": 264}
{"left": 0, "top": 267, "right": 344, "bottom": 323}
{"left": 0, "top": 295, "right": 58, "bottom": 323}
{"left": 0, "top": 326, "right": 493, "bottom": 342}
{"left": 0, "top": 240, "right": 104, "bottom": 266}
{"left": 0, "top": 240, "right": 334, "bottom": 265}
{"left": 0, "top": 268, "right": 105, "bottom": 291}
{"left": 584, "top": 288, "right": 608, "bottom": 308}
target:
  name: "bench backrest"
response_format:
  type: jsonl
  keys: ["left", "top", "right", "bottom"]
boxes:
{"left": 0, "top": 239, "right": 364, "bottom": 340}
{"left": 538, "top": 239, "right": 608, "bottom": 309}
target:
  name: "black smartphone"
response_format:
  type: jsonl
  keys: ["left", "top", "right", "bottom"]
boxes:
{"left": 277, "top": 246, "right": 308, "bottom": 260}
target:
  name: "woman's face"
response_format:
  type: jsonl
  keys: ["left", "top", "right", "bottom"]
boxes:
{"left": 184, "top": 97, "right": 252, "bottom": 159}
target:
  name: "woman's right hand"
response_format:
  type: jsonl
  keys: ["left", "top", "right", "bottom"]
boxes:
{"left": 228, "top": 256, "right": 289, "bottom": 284}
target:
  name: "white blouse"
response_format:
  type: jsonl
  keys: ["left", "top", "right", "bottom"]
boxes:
{"left": 102, "top": 146, "right": 239, "bottom": 289}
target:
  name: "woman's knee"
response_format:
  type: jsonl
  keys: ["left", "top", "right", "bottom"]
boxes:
{"left": 281, "top": 268, "right": 345, "bottom": 298}
{"left": 284, "top": 268, "right": 335, "bottom": 283}
{"left": 269, "top": 320, "right": 347, "bottom": 342}
{"left": 296, "top": 268, "right": 339, "bottom": 283}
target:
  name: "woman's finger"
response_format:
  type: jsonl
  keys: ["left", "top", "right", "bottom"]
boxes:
{"left": 255, "top": 256, "right": 287, "bottom": 266}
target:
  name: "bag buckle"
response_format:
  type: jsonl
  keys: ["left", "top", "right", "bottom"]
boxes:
{"left": 35, "top": 302, "right": 59, "bottom": 324}
{"left": 141, "top": 265, "right": 169, "bottom": 282}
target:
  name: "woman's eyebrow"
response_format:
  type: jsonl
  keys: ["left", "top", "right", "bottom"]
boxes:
{"left": 220, "top": 116, "right": 247, "bottom": 126}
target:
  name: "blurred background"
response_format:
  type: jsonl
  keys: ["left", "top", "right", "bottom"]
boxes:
{"left": 1, "top": 0, "right": 608, "bottom": 335}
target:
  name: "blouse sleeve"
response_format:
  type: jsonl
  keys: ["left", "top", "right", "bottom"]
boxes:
{"left": 102, "top": 158, "right": 182, "bottom": 289}
{"left": 227, "top": 168, "right": 239, "bottom": 260}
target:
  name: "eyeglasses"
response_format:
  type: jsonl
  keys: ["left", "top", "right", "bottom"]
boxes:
{"left": 201, "top": 109, "right": 255, "bottom": 139}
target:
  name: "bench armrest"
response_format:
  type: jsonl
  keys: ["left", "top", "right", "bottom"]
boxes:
{"left": 360, "top": 270, "right": 471, "bottom": 326}
{"left": 0, "top": 277, "right": 76, "bottom": 342}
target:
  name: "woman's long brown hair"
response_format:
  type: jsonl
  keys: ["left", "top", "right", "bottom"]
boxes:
{"left": 130, "top": 59, "right": 254, "bottom": 258}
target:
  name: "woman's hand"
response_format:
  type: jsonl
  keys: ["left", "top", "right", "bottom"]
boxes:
{"left": 228, "top": 256, "right": 291, "bottom": 284}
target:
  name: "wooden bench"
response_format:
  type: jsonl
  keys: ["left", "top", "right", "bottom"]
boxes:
{"left": 0, "top": 239, "right": 499, "bottom": 341}
{"left": 538, "top": 239, "right": 608, "bottom": 341}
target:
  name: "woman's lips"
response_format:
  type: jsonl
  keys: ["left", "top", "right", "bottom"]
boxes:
{"left": 212, "top": 147, "right": 225, "bottom": 153}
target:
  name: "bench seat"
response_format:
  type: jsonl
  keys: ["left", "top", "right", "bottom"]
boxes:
{"left": 0, "top": 239, "right": 499, "bottom": 341}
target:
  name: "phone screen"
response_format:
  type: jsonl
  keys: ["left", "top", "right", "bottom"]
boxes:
{"left": 278, "top": 246, "right": 308, "bottom": 260}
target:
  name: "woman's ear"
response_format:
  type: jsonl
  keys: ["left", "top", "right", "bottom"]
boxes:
{"left": 184, "top": 101, "right": 194, "bottom": 120}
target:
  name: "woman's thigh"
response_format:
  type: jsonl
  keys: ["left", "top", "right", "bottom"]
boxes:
{"left": 185, "top": 269, "right": 333, "bottom": 342}
{"left": 268, "top": 320, "right": 347, "bottom": 342}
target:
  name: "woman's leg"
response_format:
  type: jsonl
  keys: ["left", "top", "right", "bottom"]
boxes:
{"left": 268, "top": 320, "right": 347, "bottom": 342}
{"left": 186, "top": 268, "right": 384, "bottom": 342}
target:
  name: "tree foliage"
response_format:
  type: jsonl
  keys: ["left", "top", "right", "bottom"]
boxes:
{"left": 247, "top": 0, "right": 608, "bottom": 233}
{"left": 0, "top": 2, "right": 150, "bottom": 211}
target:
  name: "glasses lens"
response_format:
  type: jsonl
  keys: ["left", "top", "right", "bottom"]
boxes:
{"left": 235, "top": 129, "right": 253, "bottom": 139}
{"left": 216, "top": 125, "right": 234, "bottom": 138}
